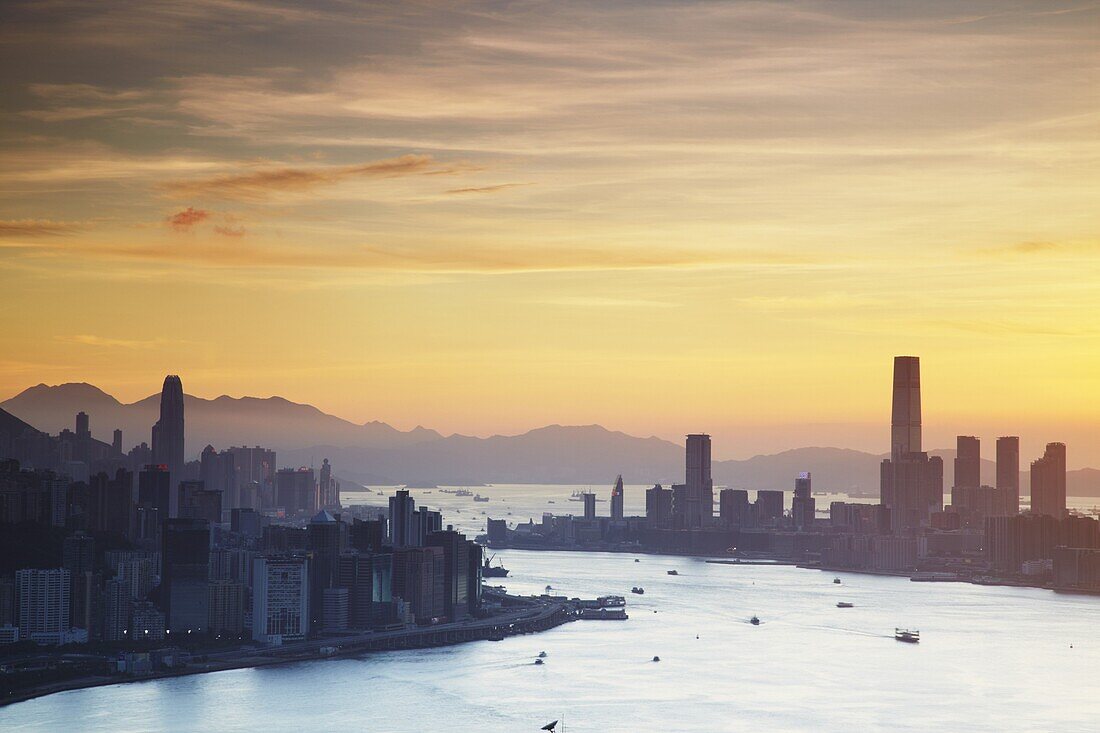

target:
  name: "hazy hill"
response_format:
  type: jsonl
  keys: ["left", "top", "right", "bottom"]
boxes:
{"left": 5, "top": 382, "right": 1100, "bottom": 496}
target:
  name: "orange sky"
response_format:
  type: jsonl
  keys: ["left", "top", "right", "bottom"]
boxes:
{"left": 1, "top": 1, "right": 1098, "bottom": 464}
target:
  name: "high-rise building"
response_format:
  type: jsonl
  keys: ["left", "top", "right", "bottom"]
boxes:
{"left": 103, "top": 577, "right": 130, "bottom": 642}
{"left": 178, "top": 480, "right": 222, "bottom": 523}
{"left": 719, "top": 488, "right": 750, "bottom": 528}
{"left": 425, "top": 527, "right": 470, "bottom": 621}
{"left": 308, "top": 509, "right": 346, "bottom": 628}
{"left": 792, "top": 472, "right": 815, "bottom": 530}
{"left": 610, "top": 475, "right": 624, "bottom": 520}
{"left": 997, "top": 436, "right": 1021, "bottom": 514}
{"left": 112, "top": 429, "right": 123, "bottom": 455}
{"left": 953, "top": 436, "right": 981, "bottom": 509}
{"left": 880, "top": 356, "right": 944, "bottom": 532}
{"left": 389, "top": 490, "right": 416, "bottom": 548}
{"left": 685, "top": 434, "right": 713, "bottom": 528}
{"left": 275, "top": 468, "right": 316, "bottom": 515}
{"left": 89, "top": 469, "right": 133, "bottom": 536}
{"left": 16, "top": 568, "right": 71, "bottom": 645}
{"left": 338, "top": 551, "right": 397, "bottom": 629}
{"left": 582, "top": 492, "right": 596, "bottom": 520}
{"left": 755, "top": 490, "right": 784, "bottom": 525}
{"left": 162, "top": 518, "right": 210, "bottom": 634}
{"left": 349, "top": 517, "right": 386, "bottom": 553}
{"left": 138, "top": 464, "right": 172, "bottom": 519}
{"left": 76, "top": 411, "right": 90, "bottom": 440}
{"left": 62, "top": 532, "right": 96, "bottom": 631}
{"left": 207, "top": 580, "right": 245, "bottom": 636}
{"left": 413, "top": 508, "right": 442, "bottom": 547}
{"left": 1030, "top": 442, "right": 1067, "bottom": 518}
{"left": 151, "top": 375, "right": 185, "bottom": 485}
{"left": 645, "top": 484, "right": 672, "bottom": 528}
{"left": 319, "top": 458, "right": 339, "bottom": 509}
{"left": 252, "top": 555, "right": 310, "bottom": 645}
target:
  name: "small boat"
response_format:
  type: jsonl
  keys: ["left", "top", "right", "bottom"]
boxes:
{"left": 634, "top": 558, "right": 640, "bottom": 563}
{"left": 538, "top": 651, "right": 547, "bottom": 658}
{"left": 837, "top": 602, "right": 854, "bottom": 608}
{"left": 895, "top": 628, "right": 920, "bottom": 643}
{"left": 473, "top": 494, "right": 490, "bottom": 502}
{"left": 667, "top": 570, "right": 679, "bottom": 576}
{"left": 631, "top": 587, "right": 645, "bottom": 595}
{"left": 482, "top": 554, "right": 509, "bottom": 578}
{"left": 833, "top": 577, "right": 842, "bottom": 584}
{"left": 545, "top": 584, "right": 554, "bottom": 592}
{"left": 548, "top": 500, "right": 555, "bottom": 504}
{"left": 534, "top": 658, "right": 544, "bottom": 665}
{"left": 652, "top": 655, "right": 660, "bottom": 662}
{"left": 750, "top": 615, "right": 761, "bottom": 625}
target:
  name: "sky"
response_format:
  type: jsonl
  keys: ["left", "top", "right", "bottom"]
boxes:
{"left": 1, "top": 1, "right": 1098, "bottom": 465}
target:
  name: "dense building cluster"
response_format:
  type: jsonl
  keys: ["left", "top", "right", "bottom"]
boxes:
{"left": 0, "top": 376, "right": 483, "bottom": 656}
{"left": 487, "top": 357, "right": 1100, "bottom": 590}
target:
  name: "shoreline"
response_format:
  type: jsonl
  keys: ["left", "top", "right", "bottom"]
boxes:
{"left": 1, "top": 594, "right": 572, "bottom": 710}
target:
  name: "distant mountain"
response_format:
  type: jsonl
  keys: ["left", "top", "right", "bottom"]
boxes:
{"left": 5, "top": 382, "right": 1100, "bottom": 496}
{"left": 1, "top": 383, "right": 442, "bottom": 456}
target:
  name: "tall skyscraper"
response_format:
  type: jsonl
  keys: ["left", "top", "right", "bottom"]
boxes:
{"left": 880, "top": 356, "right": 943, "bottom": 532}
{"left": 685, "top": 434, "right": 713, "bottom": 528}
{"left": 425, "top": 527, "right": 470, "bottom": 621}
{"left": 112, "top": 429, "right": 123, "bottom": 455}
{"left": 953, "top": 435, "right": 981, "bottom": 508}
{"left": 162, "top": 518, "right": 210, "bottom": 634}
{"left": 997, "top": 436, "right": 1021, "bottom": 514}
{"left": 582, "top": 492, "right": 596, "bottom": 520}
{"left": 645, "top": 484, "right": 672, "bottom": 528}
{"left": 610, "top": 475, "right": 624, "bottom": 520}
{"left": 389, "top": 490, "right": 416, "bottom": 548}
{"left": 252, "top": 555, "right": 309, "bottom": 644}
{"left": 151, "top": 375, "right": 185, "bottom": 483}
{"left": 138, "top": 464, "right": 172, "bottom": 519}
{"left": 1030, "top": 442, "right": 1067, "bottom": 518}
{"left": 792, "top": 472, "right": 815, "bottom": 530}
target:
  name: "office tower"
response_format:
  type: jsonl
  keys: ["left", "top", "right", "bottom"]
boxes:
{"left": 685, "top": 434, "right": 714, "bottom": 528}
{"left": 114, "top": 553, "right": 157, "bottom": 600}
{"left": 162, "top": 518, "right": 210, "bottom": 634}
{"left": 953, "top": 436, "right": 981, "bottom": 509}
{"left": 308, "top": 510, "right": 346, "bottom": 627}
{"left": 103, "top": 578, "right": 130, "bottom": 642}
{"left": 0, "top": 576, "right": 14, "bottom": 626}
{"left": 130, "top": 602, "right": 166, "bottom": 641}
{"left": 321, "top": 588, "right": 349, "bottom": 632}
{"left": 1030, "top": 442, "right": 1067, "bottom": 518}
{"left": 792, "top": 472, "right": 815, "bottom": 530}
{"left": 338, "top": 550, "right": 397, "bottom": 629}
{"left": 413, "top": 508, "right": 442, "bottom": 547}
{"left": 645, "top": 484, "right": 673, "bottom": 528}
{"left": 425, "top": 527, "right": 470, "bottom": 621}
{"left": 719, "top": 488, "right": 750, "bottom": 527}
{"left": 275, "top": 468, "right": 317, "bottom": 515}
{"left": 17, "top": 568, "right": 71, "bottom": 645}
{"left": 227, "top": 446, "right": 276, "bottom": 506}
{"left": 252, "top": 555, "right": 310, "bottom": 644}
{"left": 466, "top": 541, "right": 482, "bottom": 613}
{"left": 389, "top": 490, "right": 416, "bottom": 548}
{"left": 138, "top": 464, "right": 172, "bottom": 518}
{"left": 112, "top": 429, "right": 123, "bottom": 455}
{"left": 200, "top": 447, "right": 240, "bottom": 510}
{"left": 349, "top": 517, "right": 386, "bottom": 553}
{"left": 582, "top": 492, "right": 596, "bottom": 520}
{"left": 76, "top": 411, "right": 90, "bottom": 440}
{"left": 880, "top": 356, "right": 944, "bottom": 532}
{"left": 89, "top": 469, "right": 133, "bottom": 536}
{"left": 610, "top": 475, "right": 624, "bottom": 520}
{"left": 318, "top": 458, "right": 339, "bottom": 510}
{"left": 755, "top": 490, "right": 784, "bottom": 525}
{"left": 391, "top": 547, "right": 444, "bottom": 624}
{"left": 179, "top": 480, "right": 222, "bottom": 523}
{"left": 997, "top": 436, "right": 1021, "bottom": 514}
{"left": 63, "top": 532, "right": 96, "bottom": 632}
{"left": 151, "top": 375, "right": 185, "bottom": 484}
{"left": 207, "top": 581, "right": 245, "bottom": 636}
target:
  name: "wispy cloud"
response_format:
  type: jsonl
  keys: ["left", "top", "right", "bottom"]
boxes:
{"left": 446, "top": 183, "right": 530, "bottom": 195}
{"left": 60, "top": 334, "right": 176, "bottom": 349}
{"left": 0, "top": 219, "right": 78, "bottom": 237}
{"left": 161, "top": 154, "right": 479, "bottom": 201}
{"left": 167, "top": 207, "right": 209, "bottom": 230}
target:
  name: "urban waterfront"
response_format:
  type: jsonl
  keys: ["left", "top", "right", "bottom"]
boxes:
{"left": 3, "top": 549, "right": 1097, "bottom": 733}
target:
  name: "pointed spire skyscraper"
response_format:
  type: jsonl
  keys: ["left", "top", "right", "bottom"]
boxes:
{"left": 151, "top": 375, "right": 185, "bottom": 491}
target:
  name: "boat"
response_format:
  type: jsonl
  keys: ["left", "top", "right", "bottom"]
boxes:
{"left": 667, "top": 570, "right": 678, "bottom": 576}
{"left": 534, "top": 658, "right": 544, "bottom": 665}
{"left": 631, "top": 586, "right": 645, "bottom": 594}
{"left": 473, "top": 494, "right": 490, "bottom": 502}
{"left": 578, "top": 607, "right": 628, "bottom": 620}
{"left": 545, "top": 584, "right": 554, "bottom": 592}
{"left": 833, "top": 577, "right": 842, "bottom": 584}
{"left": 548, "top": 500, "right": 555, "bottom": 504}
{"left": 652, "top": 655, "right": 660, "bottom": 662}
{"left": 482, "top": 554, "right": 509, "bottom": 578}
{"left": 634, "top": 558, "right": 640, "bottom": 563}
{"left": 750, "top": 615, "right": 761, "bottom": 625}
{"left": 538, "top": 651, "right": 547, "bottom": 658}
{"left": 456, "top": 488, "right": 473, "bottom": 497}
{"left": 837, "top": 602, "right": 854, "bottom": 608}
{"left": 895, "top": 628, "right": 920, "bottom": 643}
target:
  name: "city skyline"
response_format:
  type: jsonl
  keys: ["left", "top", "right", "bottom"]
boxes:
{"left": 2, "top": 1, "right": 1099, "bottom": 459}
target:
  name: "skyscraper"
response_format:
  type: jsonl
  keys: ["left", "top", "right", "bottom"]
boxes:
{"left": 151, "top": 375, "right": 185, "bottom": 484}
{"left": 953, "top": 436, "right": 981, "bottom": 509}
{"left": 389, "top": 489, "right": 416, "bottom": 548}
{"left": 792, "top": 472, "right": 815, "bottom": 530}
{"left": 252, "top": 555, "right": 309, "bottom": 644}
{"left": 997, "top": 436, "right": 1021, "bottom": 514}
{"left": 880, "top": 356, "right": 944, "bottom": 532}
{"left": 685, "top": 434, "right": 713, "bottom": 528}
{"left": 16, "top": 568, "right": 71, "bottom": 645}
{"left": 1030, "top": 442, "right": 1067, "bottom": 518}
{"left": 162, "top": 518, "right": 210, "bottom": 634}
{"left": 138, "top": 464, "right": 172, "bottom": 519}
{"left": 610, "top": 475, "right": 624, "bottom": 520}
{"left": 582, "top": 492, "right": 596, "bottom": 520}
{"left": 645, "top": 484, "right": 672, "bottom": 528}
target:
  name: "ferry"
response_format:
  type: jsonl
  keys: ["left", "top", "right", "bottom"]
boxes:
{"left": 833, "top": 577, "right": 842, "bottom": 584}
{"left": 455, "top": 488, "right": 474, "bottom": 497}
{"left": 750, "top": 615, "right": 761, "bottom": 625}
{"left": 836, "top": 602, "right": 854, "bottom": 608}
{"left": 534, "top": 658, "right": 544, "bottom": 665}
{"left": 667, "top": 570, "right": 679, "bottom": 576}
{"left": 894, "top": 628, "right": 920, "bottom": 643}
{"left": 473, "top": 494, "right": 490, "bottom": 502}
{"left": 631, "top": 586, "right": 645, "bottom": 595}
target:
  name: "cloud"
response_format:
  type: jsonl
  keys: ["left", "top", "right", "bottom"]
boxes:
{"left": 167, "top": 207, "right": 210, "bottom": 230}
{"left": 213, "top": 224, "right": 246, "bottom": 237}
{"left": 446, "top": 183, "right": 530, "bottom": 195}
{"left": 162, "top": 154, "right": 479, "bottom": 201}
{"left": 0, "top": 219, "right": 78, "bottom": 238}
{"left": 61, "top": 334, "right": 173, "bottom": 349}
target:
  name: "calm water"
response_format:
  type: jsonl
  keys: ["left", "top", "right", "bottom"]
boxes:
{"left": 3, "top": 549, "right": 1098, "bottom": 732}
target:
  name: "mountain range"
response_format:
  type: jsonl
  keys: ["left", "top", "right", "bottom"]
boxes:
{"left": 4, "top": 382, "right": 1100, "bottom": 497}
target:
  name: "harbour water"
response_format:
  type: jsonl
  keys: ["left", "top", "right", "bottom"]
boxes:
{"left": 3, "top": 549, "right": 1098, "bottom": 732}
